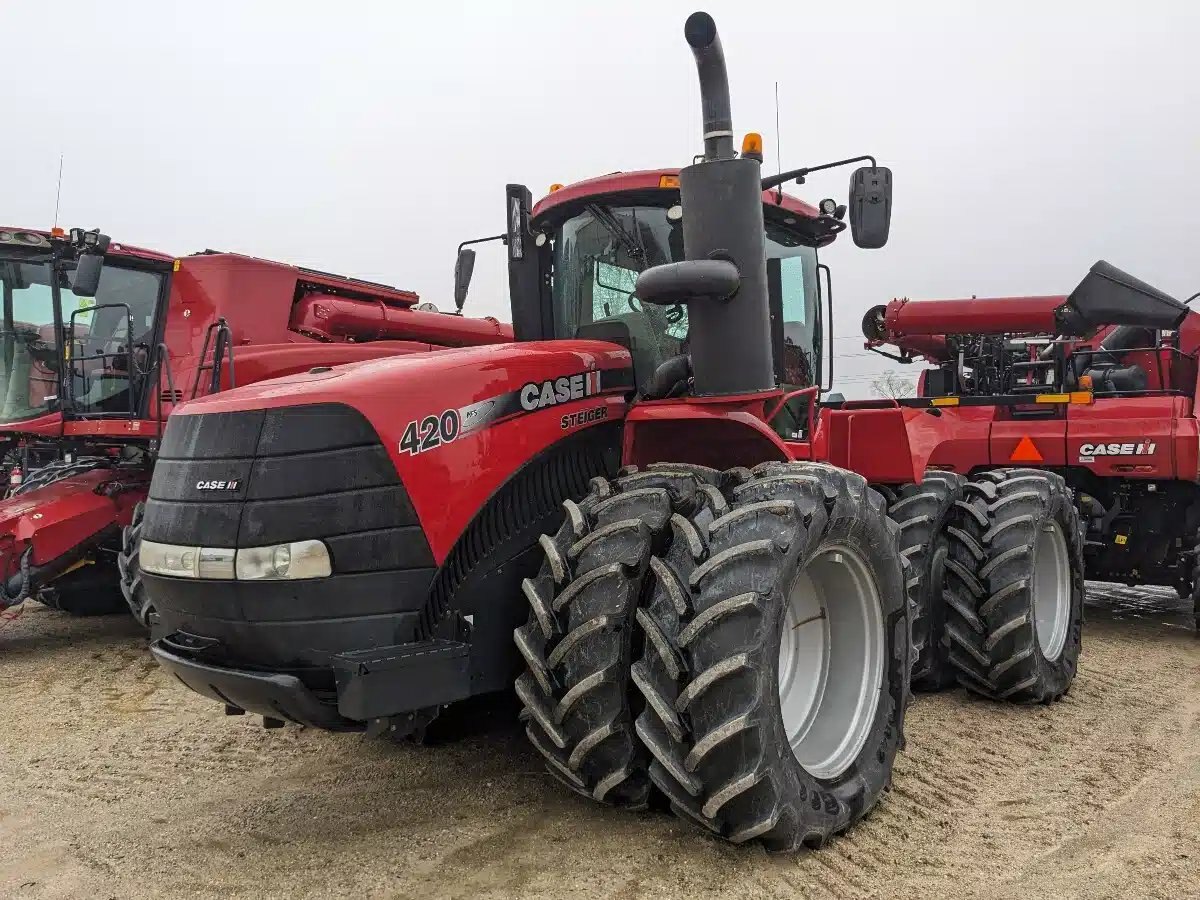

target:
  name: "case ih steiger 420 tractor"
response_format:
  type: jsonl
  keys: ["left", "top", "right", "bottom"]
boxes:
{"left": 0, "top": 225, "right": 510, "bottom": 621}
{"left": 862, "top": 268, "right": 1200, "bottom": 647}
{"left": 134, "top": 12, "right": 1103, "bottom": 850}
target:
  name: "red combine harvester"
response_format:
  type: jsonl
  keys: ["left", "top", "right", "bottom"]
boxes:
{"left": 861, "top": 269, "right": 1200, "bottom": 647}
{"left": 0, "top": 226, "right": 511, "bottom": 619}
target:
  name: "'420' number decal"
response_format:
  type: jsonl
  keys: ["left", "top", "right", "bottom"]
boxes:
{"left": 399, "top": 409, "right": 461, "bottom": 455}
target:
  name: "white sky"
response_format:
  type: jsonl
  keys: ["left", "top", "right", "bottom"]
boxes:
{"left": 4, "top": 0, "right": 1197, "bottom": 397}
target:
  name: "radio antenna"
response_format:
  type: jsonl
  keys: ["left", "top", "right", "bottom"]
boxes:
{"left": 773, "top": 81, "right": 783, "bottom": 203}
{"left": 52, "top": 154, "right": 64, "bottom": 229}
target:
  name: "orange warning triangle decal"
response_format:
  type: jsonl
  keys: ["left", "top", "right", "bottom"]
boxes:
{"left": 1010, "top": 436, "right": 1043, "bottom": 463}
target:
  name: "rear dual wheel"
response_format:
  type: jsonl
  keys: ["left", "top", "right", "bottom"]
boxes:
{"left": 888, "top": 472, "right": 967, "bottom": 691}
{"left": 515, "top": 461, "right": 911, "bottom": 849}
{"left": 943, "top": 468, "right": 1083, "bottom": 702}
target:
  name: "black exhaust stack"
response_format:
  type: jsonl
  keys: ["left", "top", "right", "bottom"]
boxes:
{"left": 636, "top": 11, "right": 775, "bottom": 397}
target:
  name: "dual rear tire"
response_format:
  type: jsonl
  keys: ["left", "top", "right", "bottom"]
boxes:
{"left": 890, "top": 468, "right": 1083, "bottom": 701}
{"left": 942, "top": 469, "right": 1083, "bottom": 702}
{"left": 515, "top": 462, "right": 911, "bottom": 849}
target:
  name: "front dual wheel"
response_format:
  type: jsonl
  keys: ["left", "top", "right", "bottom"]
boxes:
{"left": 514, "top": 461, "right": 911, "bottom": 850}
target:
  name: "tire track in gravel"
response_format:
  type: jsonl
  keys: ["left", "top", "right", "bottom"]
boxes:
{"left": 1, "top": 589, "right": 1197, "bottom": 900}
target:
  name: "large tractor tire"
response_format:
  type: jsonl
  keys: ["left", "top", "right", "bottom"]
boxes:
{"left": 632, "top": 462, "right": 910, "bottom": 850}
{"left": 943, "top": 468, "right": 1084, "bottom": 702}
{"left": 516, "top": 461, "right": 911, "bottom": 848}
{"left": 514, "top": 465, "right": 720, "bottom": 808}
{"left": 117, "top": 501, "right": 154, "bottom": 628}
{"left": 889, "top": 472, "right": 967, "bottom": 691}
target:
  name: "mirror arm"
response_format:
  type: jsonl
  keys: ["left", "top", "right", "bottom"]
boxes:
{"left": 456, "top": 233, "right": 507, "bottom": 255}
{"left": 761, "top": 155, "right": 877, "bottom": 192}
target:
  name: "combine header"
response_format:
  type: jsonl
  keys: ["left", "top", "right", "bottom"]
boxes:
{"left": 0, "top": 226, "right": 510, "bottom": 619}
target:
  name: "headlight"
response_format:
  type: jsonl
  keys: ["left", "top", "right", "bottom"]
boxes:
{"left": 140, "top": 539, "right": 331, "bottom": 580}
{"left": 235, "top": 540, "right": 330, "bottom": 580}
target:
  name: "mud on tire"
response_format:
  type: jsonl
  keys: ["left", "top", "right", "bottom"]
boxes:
{"left": 943, "top": 468, "right": 1083, "bottom": 702}
{"left": 117, "top": 501, "right": 153, "bottom": 628}
{"left": 889, "top": 472, "right": 967, "bottom": 691}
{"left": 513, "top": 464, "right": 724, "bottom": 808}
{"left": 633, "top": 462, "right": 910, "bottom": 850}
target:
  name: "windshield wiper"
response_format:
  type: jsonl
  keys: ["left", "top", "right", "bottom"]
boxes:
{"left": 586, "top": 204, "right": 646, "bottom": 269}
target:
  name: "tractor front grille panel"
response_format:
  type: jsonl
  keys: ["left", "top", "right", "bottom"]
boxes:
{"left": 144, "top": 403, "right": 434, "bottom": 576}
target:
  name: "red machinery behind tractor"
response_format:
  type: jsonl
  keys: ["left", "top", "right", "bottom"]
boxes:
{"left": 130, "top": 12, "right": 1136, "bottom": 850}
{"left": 862, "top": 269, "right": 1200, "bottom": 650}
{"left": 0, "top": 226, "right": 511, "bottom": 619}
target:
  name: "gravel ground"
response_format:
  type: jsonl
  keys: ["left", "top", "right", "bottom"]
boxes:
{"left": 0, "top": 584, "right": 1196, "bottom": 900}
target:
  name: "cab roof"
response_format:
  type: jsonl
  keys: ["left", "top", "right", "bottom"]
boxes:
{"left": 531, "top": 168, "right": 821, "bottom": 221}
{"left": 0, "top": 226, "right": 174, "bottom": 263}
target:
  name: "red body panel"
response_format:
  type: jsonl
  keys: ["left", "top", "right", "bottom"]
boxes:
{"left": 168, "top": 341, "right": 632, "bottom": 562}
{"left": 622, "top": 395, "right": 792, "bottom": 471}
{"left": 1065, "top": 396, "right": 1182, "bottom": 477}
{"left": 0, "top": 469, "right": 144, "bottom": 568}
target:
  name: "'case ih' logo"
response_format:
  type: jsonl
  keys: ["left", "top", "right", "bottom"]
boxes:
{"left": 1078, "top": 442, "right": 1156, "bottom": 460}
{"left": 520, "top": 371, "right": 602, "bottom": 412}
{"left": 195, "top": 480, "right": 240, "bottom": 491}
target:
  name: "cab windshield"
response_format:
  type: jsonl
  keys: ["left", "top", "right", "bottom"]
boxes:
{"left": 550, "top": 202, "right": 819, "bottom": 389}
{"left": 0, "top": 258, "right": 163, "bottom": 424}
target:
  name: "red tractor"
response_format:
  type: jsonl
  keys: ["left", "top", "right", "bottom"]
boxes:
{"left": 134, "top": 10, "right": 919, "bottom": 851}
{"left": 134, "top": 11, "right": 1090, "bottom": 850}
{"left": 0, "top": 225, "right": 511, "bottom": 620}
{"left": 861, "top": 267, "right": 1200, "bottom": 649}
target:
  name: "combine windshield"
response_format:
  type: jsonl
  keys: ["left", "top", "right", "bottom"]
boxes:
{"left": 550, "top": 202, "right": 819, "bottom": 389}
{"left": 0, "top": 259, "right": 163, "bottom": 424}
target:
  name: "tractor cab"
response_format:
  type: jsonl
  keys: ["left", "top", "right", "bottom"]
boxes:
{"left": 457, "top": 171, "right": 844, "bottom": 438}
{"left": 0, "top": 227, "right": 171, "bottom": 434}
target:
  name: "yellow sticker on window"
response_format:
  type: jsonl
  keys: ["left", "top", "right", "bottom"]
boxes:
{"left": 1114, "top": 534, "right": 1128, "bottom": 545}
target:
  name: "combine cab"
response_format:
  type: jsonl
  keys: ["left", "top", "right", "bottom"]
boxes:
{"left": 0, "top": 226, "right": 511, "bottom": 619}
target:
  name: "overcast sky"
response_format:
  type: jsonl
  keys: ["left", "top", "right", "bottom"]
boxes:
{"left": 4, "top": 1, "right": 1197, "bottom": 397}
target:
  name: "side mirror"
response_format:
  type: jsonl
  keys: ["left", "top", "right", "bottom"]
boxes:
{"left": 848, "top": 166, "right": 892, "bottom": 249}
{"left": 453, "top": 247, "right": 476, "bottom": 312}
{"left": 72, "top": 253, "right": 105, "bottom": 298}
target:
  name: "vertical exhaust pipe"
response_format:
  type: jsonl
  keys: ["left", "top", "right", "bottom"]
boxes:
{"left": 684, "top": 12, "right": 735, "bottom": 161}
{"left": 678, "top": 12, "right": 773, "bottom": 396}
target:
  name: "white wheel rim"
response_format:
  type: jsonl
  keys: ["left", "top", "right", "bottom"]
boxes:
{"left": 1032, "top": 521, "right": 1071, "bottom": 660}
{"left": 777, "top": 545, "right": 885, "bottom": 781}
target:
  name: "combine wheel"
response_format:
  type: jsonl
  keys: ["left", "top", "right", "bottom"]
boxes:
{"left": 888, "top": 472, "right": 967, "bottom": 691}
{"left": 943, "top": 468, "right": 1083, "bottom": 702}
{"left": 632, "top": 462, "right": 910, "bottom": 850}
{"left": 118, "top": 501, "right": 154, "bottom": 628}
{"left": 514, "top": 464, "right": 722, "bottom": 809}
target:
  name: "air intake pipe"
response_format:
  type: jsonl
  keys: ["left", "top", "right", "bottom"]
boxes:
{"left": 636, "top": 12, "right": 775, "bottom": 397}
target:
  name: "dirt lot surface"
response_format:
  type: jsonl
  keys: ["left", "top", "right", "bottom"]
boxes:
{"left": 1, "top": 585, "right": 1197, "bottom": 900}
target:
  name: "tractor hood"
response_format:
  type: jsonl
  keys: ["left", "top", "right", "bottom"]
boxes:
{"left": 1055, "top": 261, "right": 1188, "bottom": 336}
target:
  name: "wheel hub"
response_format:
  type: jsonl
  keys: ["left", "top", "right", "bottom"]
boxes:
{"left": 1032, "top": 522, "right": 1071, "bottom": 660}
{"left": 777, "top": 545, "right": 885, "bottom": 781}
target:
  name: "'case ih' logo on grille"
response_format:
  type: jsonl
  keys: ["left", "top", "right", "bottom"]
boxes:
{"left": 195, "top": 480, "right": 240, "bottom": 491}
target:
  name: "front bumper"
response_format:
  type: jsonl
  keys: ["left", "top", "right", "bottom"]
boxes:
{"left": 152, "top": 631, "right": 472, "bottom": 729}
{"left": 151, "top": 635, "right": 354, "bottom": 729}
